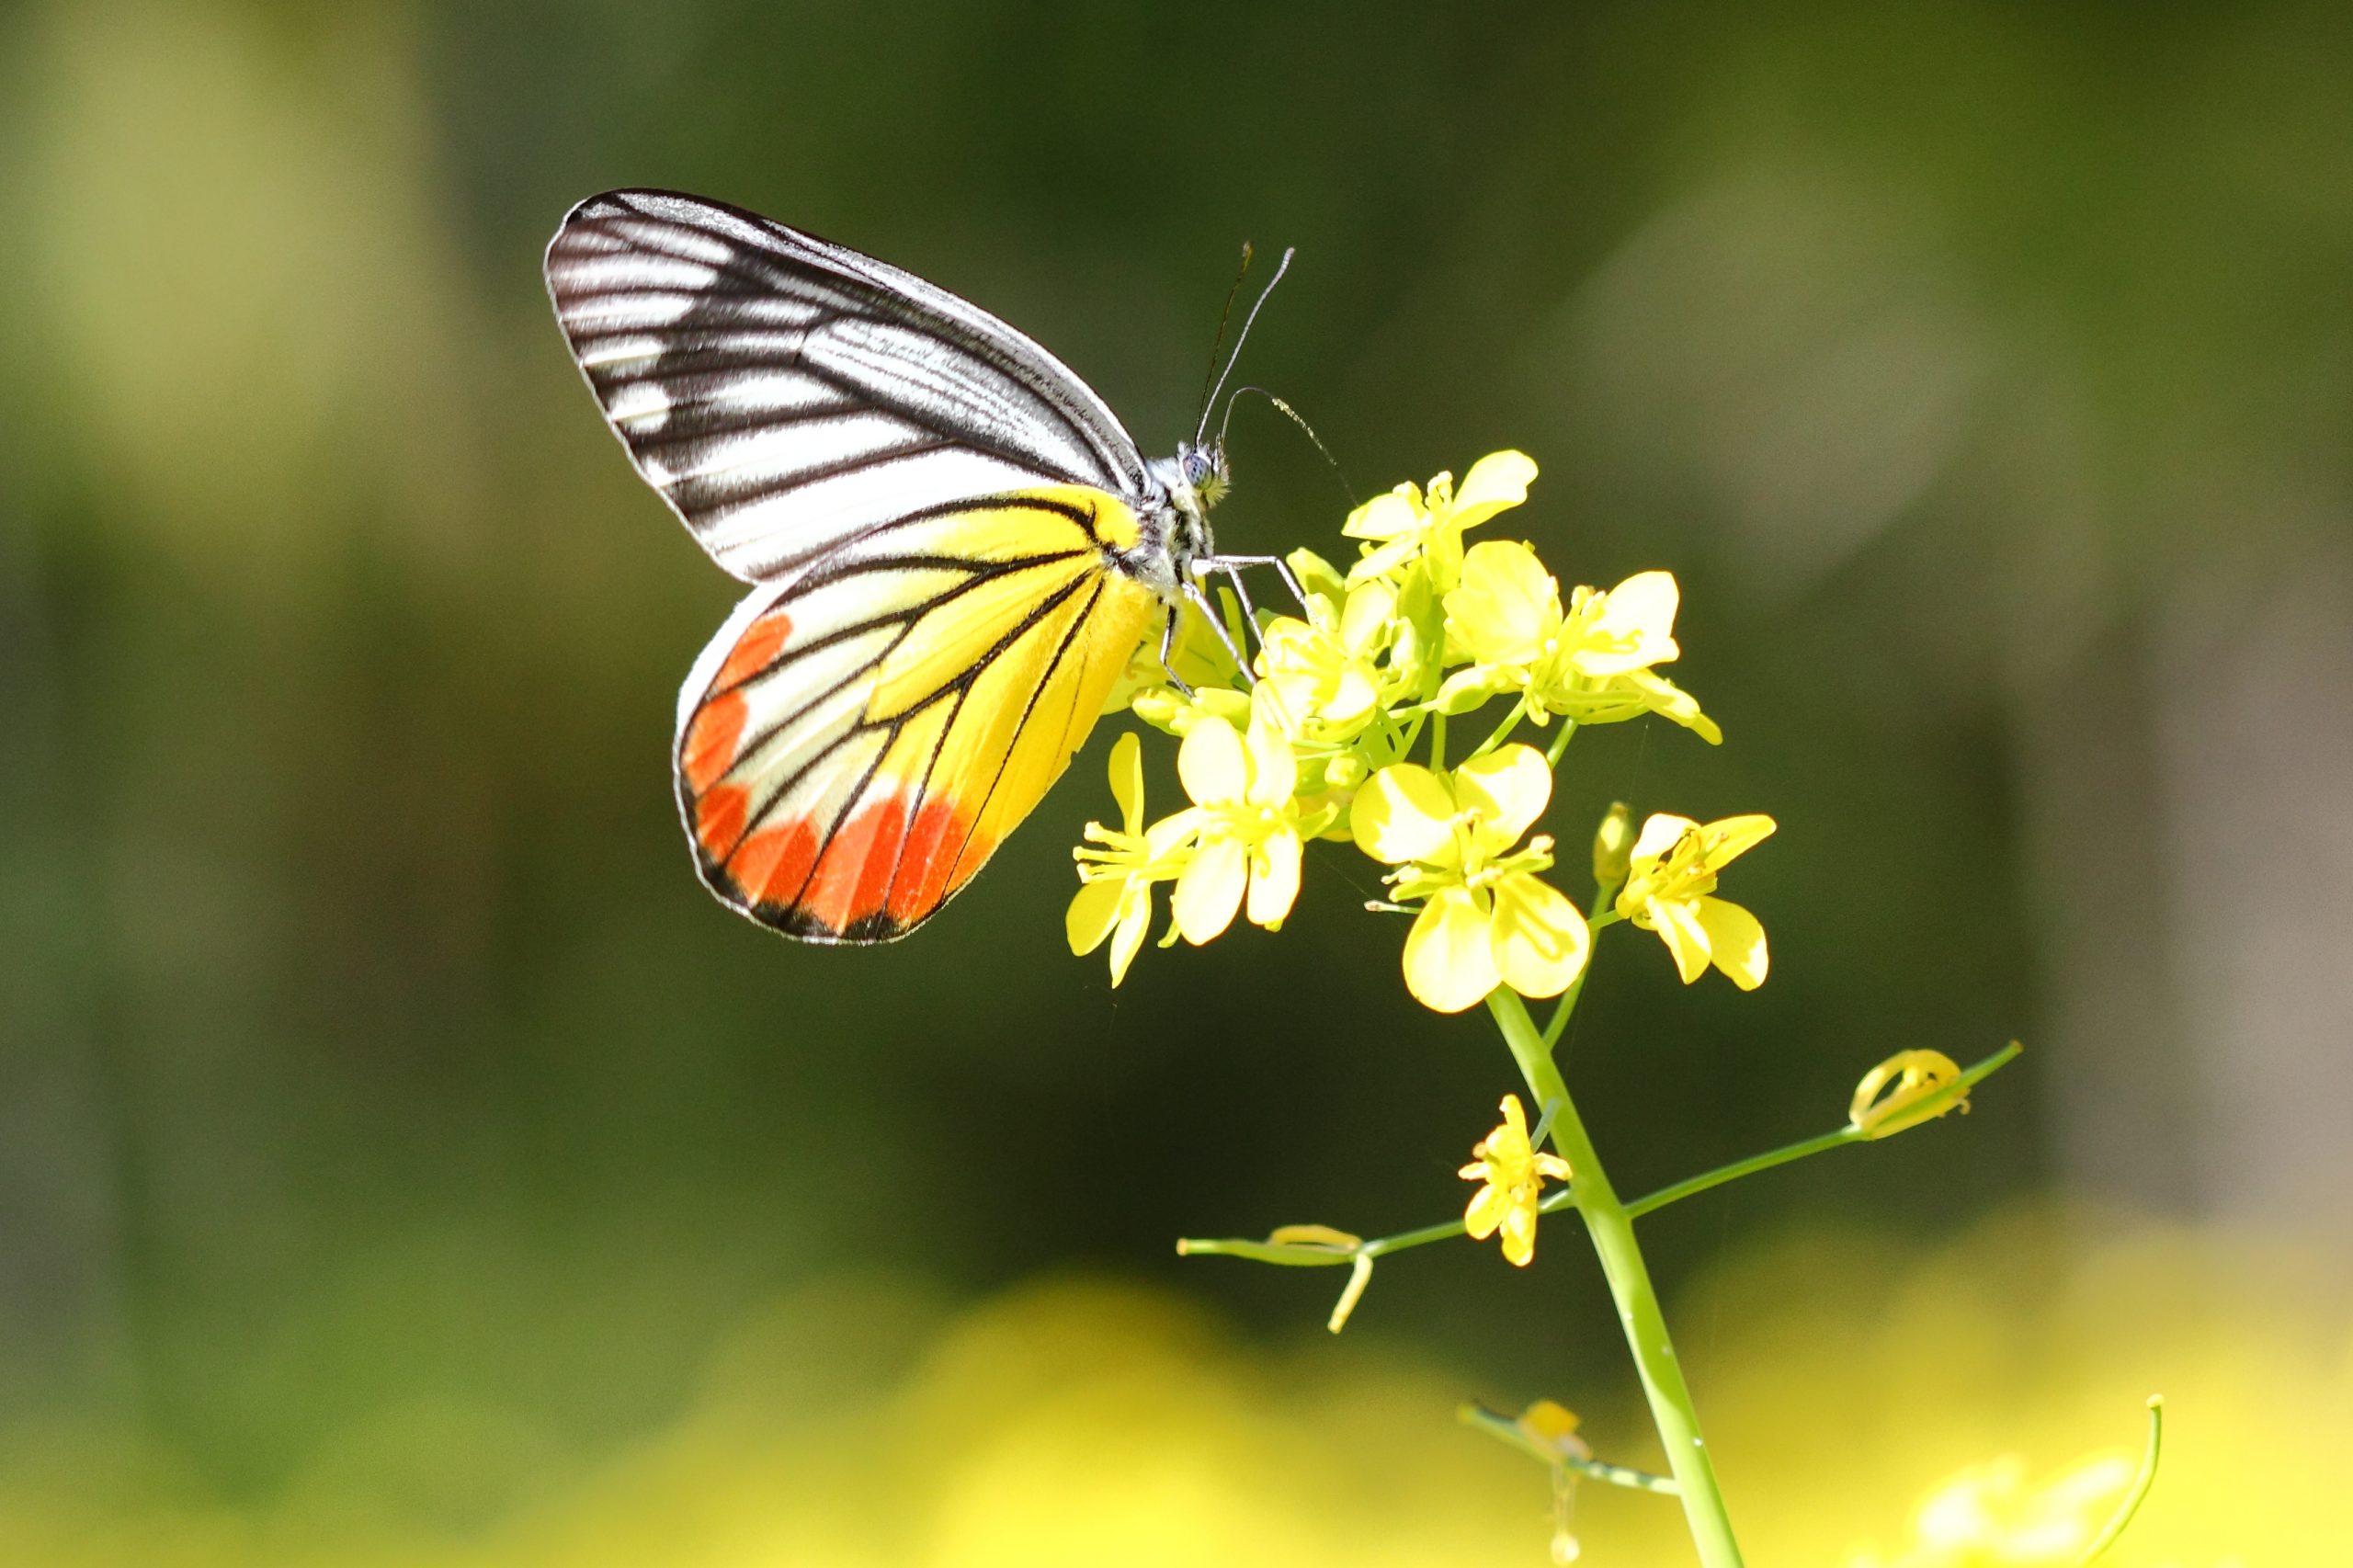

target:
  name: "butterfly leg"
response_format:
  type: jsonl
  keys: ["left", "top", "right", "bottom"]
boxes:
{"left": 1218, "top": 567, "right": 1265, "bottom": 651}
{"left": 1182, "top": 578, "right": 1253, "bottom": 683}
{"left": 1157, "top": 605, "right": 1195, "bottom": 696}
{"left": 1201, "top": 552, "right": 1308, "bottom": 613}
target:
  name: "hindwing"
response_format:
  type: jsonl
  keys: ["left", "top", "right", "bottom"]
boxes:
{"left": 675, "top": 487, "right": 1159, "bottom": 941}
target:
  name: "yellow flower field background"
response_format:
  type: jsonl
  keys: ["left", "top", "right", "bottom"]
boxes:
{"left": 4, "top": 1210, "right": 2342, "bottom": 1567}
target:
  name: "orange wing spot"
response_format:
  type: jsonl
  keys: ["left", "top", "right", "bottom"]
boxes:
{"left": 886, "top": 797, "right": 975, "bottom": 924}
{"left": 682, "top": 692, "right": 749, "bottom": 792}
{"left": 731, "top": 819, "right": 822, "bottom": 907}
{"left": 801, "top": 794, "right": 912, "bottom": 933}
{"left": 695, "top": 783, "right": 751, "bottom": 860}
{"left": 945, "top": 826, "right": 999, "bottom": 897}
{"left": 715, "top": 609, "right": 794, "bottom": 693}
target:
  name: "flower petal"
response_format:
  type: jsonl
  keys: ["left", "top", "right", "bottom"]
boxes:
{"left": 1253, "top": 618, "right": 1320, "bottom": 680}
{"left": 1288, "top": 546, "right": 1347, "bottom": 604}
{"left": 1464, "top": 1182, "right": 1508, "bottom": 1240}
{"left": 1647, "top": 895, "right": 1715, "bottom": 984}
{"left": 1247, "top": 830, "right": 1302, "bottom": 929}
{"left": 1243, "top": 716, "right": 1297, "bottom": 808}
{"left": 1573, "top": 570, "right": 1681, "bottom": 675}
{"left": 1107, "top": 731, "right": 1144, "bottom": 831}
{"left": 1172, "top": 839, "right": 1247, "bottom": 944}
{"left": 1177, "top": 716, "right": 1247, "bottom": 807}
{"left": 1342, "top": 486, "right": 1425, "bottom": 542}
{"left": 1694, "top": 896, "right": 1768, "bottom": 989}
{"left": 1699, "top": 814, "right": 1777, "bottom": 869}
{"left": 1065, "top": 877, "right": 1126, "bottom": 955}
{"left": 1448, "top": 450, "right": 1539, "bottom": 530}
{"left": 1324, "top": 665, "right": 1381, "bottom": 726}
{"left": 1499, "top": 1198, "right": 1539, "bottom": 1267}
{"left": 1108, "top": 885, "right": 1152, "bottom": 985}
{"left": 1629, "top": 812, "right": 1698, "bottom": 865}
{"left": 1618, "top": 669, "right": 1722, "bottom": 744}
{"left": 1491, "top": 873, "right": 1593, "bottom": 999}
{"left": 1449, "top": 540, "right": 1556, "bottom": 665}
{"left": 1432, "top": 665, "right": 1508, "bottom": 715}
{"left": 1339, "top": 578, "right": 1397, "bottom": 653}
{"left": 1453, "top": 744, "right": 1553, "bottom": 846}
{"left": 1402, "top": 886, "right": 1502, "bottom": 1013}
{"left": 1142, "top": 805, "right": 1206, "bottom": 858}
{"left": 1347, "top": 534, "right": 1420, "bottom": 585}
{"left": 1351, "top": 765, "right": 1457, "bottom": 864}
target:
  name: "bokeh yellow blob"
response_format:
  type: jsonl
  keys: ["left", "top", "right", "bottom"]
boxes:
{"left": 1, "top": 1211, "right": 2341, "bottom": 1566}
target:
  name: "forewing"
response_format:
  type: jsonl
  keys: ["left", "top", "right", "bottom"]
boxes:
{"left": 676, "top": 487, "right": 1160, "bottom": 941}
{"left": 545, "top": 188, "right": 1151, "bottom": 581}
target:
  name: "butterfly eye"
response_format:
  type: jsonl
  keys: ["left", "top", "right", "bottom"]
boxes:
{"left": 1181, "top": 446, "right": 1214, "bottom": 488}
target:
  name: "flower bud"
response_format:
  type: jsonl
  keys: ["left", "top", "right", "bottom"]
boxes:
{"left": 1591, "top": 801, "right": 1634, "bottom": 888}
{"left": 1130, "top": 683, "right": 1249, "bottom": 736}
{"left": 1849, "top": 1050, "right": 1968, "bottom": 1139}
{"left": 1287, "top": 546, "right": 1347, "bottom": 608}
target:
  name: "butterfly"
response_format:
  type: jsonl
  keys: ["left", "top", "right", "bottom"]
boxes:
{"left": 543, "top": 189, "right": 1292, "bottom": 943}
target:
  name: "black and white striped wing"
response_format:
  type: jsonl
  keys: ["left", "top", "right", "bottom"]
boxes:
{"left": 544, "top": 187, "right": 1153, "bottom": 583}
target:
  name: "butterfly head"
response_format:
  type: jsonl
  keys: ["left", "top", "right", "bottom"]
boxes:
{"left": 1177, "top": 439, "right": 1232, "bottom": 510}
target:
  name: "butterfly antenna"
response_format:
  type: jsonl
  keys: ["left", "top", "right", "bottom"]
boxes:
{"left": 1192, "top": 243, "right": 1256, "bottom": 441}
{"left": 1196, "top": 245, "right": 1295, "bottom": 446}
{"left": 1221, "top": 385, "right": 1356, "bottom": 506}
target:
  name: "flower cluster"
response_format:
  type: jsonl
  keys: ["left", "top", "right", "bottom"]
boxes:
{"left": 1068, "top": 450, "right": 1770, "bottom": 1016}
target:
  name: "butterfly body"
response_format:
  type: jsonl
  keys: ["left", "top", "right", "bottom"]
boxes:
{"left": 545, "top": 189, "right": 1228, "bottom": 942}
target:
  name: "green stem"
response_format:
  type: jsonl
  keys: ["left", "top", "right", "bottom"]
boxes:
{"left": 1429, "top": 712, "right": 1448, "bottom": 770}
{"left": 1546, "top": 719, "right": 1579, "bottom": 766}
{"left": 2074, "top": 1397, "right": 2164, "bottom": 1566}
{"left": 1468, "top": 706, "right": 1525, "bottom": 761}
{"left": 1540, "top": 965, "right": 1589, "bottom": 1050}
{"left": 1540, "top": 892, "right": 1620, "bottom": 1049}
{"left": 1486, "top": 991, "right": 1745, "bottom": 1568}
{"left": 1625, "top": 1130, "right": 1859, "bottom": 1220}
{"left": 1623, "top": 1041, "right": 2022, "bottom": 1220}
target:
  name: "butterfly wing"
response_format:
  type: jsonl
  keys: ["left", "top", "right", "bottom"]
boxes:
{"left": 545, "top": 189, "right": 1180, "bottom": 940}
{"left": 544, "top": 187, "right": 1152, "bottom": 582}
{"left": 677, "top": 486, "right": 1159, "bottom": 941}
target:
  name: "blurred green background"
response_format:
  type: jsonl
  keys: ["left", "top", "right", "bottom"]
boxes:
{"left": 4, "top": 2, "right": 2351, "bottom": 1562}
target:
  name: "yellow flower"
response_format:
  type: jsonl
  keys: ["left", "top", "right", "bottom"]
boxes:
{"left": 1253, "top": 575, "right": 1399, "bottom": 744}
{"left": 1170, "top": 712, "right": 1305, "bottom": 943}
{"left": 1067, "top": 733, "right": 1198, "bottom": 984}
{"left": 1459, "top": 1095, "right": 1572, "bottom": 1267}
{"left": 1343, "top": 449, "right": 1539, "bottom": 591}
{"left": 1849, "top": 1050, "right": 1969, "bottom": 1139}
{"left": 1352, "top": 746, "right": 1592, "bottom": 1014}
{"left": 1438, "top": 541, "right": 1721, "bottom": 743}
{"left": 1513, "top": 1398, "right": 1592, "bottom": 1461}
{"left": 1614, "top": 812, "right": 1775, "bottom": 989}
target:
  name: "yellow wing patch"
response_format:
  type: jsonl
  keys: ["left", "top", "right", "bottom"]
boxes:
{"left": 676, "top": 486, "right": 1160, "bottom": 942}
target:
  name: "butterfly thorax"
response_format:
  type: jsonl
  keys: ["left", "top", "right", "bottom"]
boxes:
{"left": 1128, "top": 444, "right": 1227, "bottom": 603}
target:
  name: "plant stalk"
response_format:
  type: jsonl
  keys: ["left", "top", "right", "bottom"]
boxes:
{"left": 1487, "top": 990, "right": 1745, "bottom": 1568}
